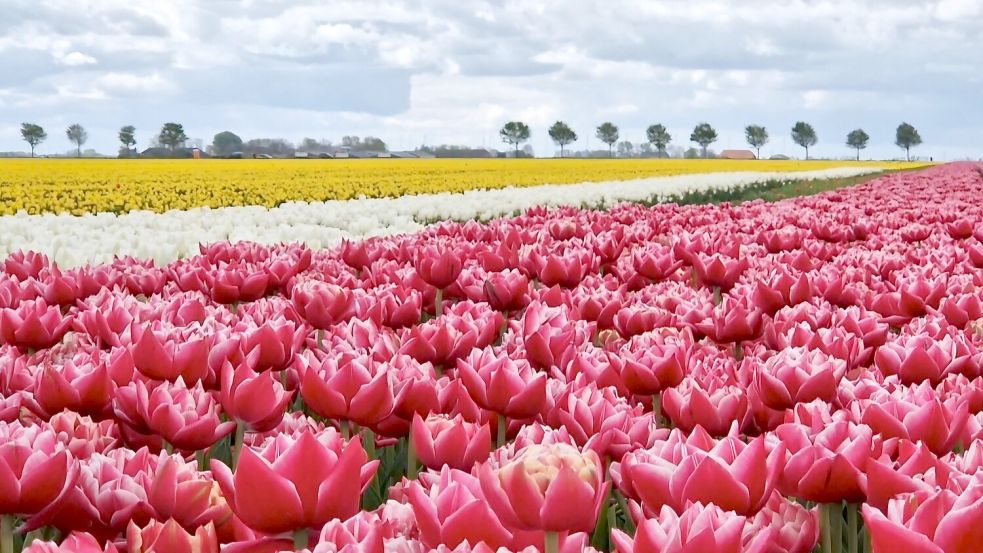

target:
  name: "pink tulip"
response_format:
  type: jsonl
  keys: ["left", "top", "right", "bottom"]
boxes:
{"left": 212, "top": 429, "right": 378, "bottom": 534}
{"left": 114, "top": 378, "right": 235, "bottom": 452}
{"left": 129, "top": 323, "right": 212, "bottom": 384}
{"left": 23, "top": 532, "right": 117, "bottom": 553}
{"left": 219, "top": 361, "right": 293, "bottom": 432}
{"left": 405, "top": 467, "right": 513, "bottom": 549}
{"left": 612, "top": 503, "right": 770, "bottom": 553}
{"left": 479, "top": 443, "right": 609, "bottom": 533}
{"left": 861, "top": 395, "right": 970, "bottom": 456}
{"left": 776, "top": 421, "right": 872, "bottom": 503}
{"left": 755, "top": 347, "right": 847, "bottom": 410}
{"left": 415, "top": 247, "right": 463, "bottom": 289}
{"left": 663, "top": 374, "right": 748, "bottom": 436}
{"left": 412, "top": 413, "right": 491, "bottom": 471}
{"left": 875, "top": 334, "right": 976, "bottom": 384}
{"left": 484, "top": 270, "right": 530, "bottom": 312}
{"left": 297, "top": 351, "right": 395, "bottom": 429}
{"left": 457, "top": 348, "right": 548, "bottom": 420}
{"left": 863, "top": 485, "right": 983, "bottom": 553}
{"left": 0, "top": 443, "right": 77, "bottom": 519}
{"left": 0, "top": 298, "right": 73, "bottom": 350}
{"left": 34, "top": 350, "right": 114, "bottom": 418}
{"left": 126, "top": 519, "right": 219, "bottom": 553}
{"left": 616, "top": 434, "right": 783, "bottom": 516}
{"left": 291, "top": 281, "right": 356, "bottom": 330}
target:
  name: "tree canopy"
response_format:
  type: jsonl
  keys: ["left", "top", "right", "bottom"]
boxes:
{"left": 690, "top": 123, "right": 718, "bottom": 158}
{"left": 646, "top": 124, "right": 672, "bottom": 154}
{"left": 895, "top": 123, "right": 922, "bottom": 161}
{"left": 547, "top": 121, "right": 577, "bottom": 157}
{"left": 846, "top": 129, "right": 870, "bottom": 160}
{"left": 158, "top": 123, "right": 188, "bottom": 152}
{"left": 20, "top": 123, "right": 47, "bottom": 157}
{"left": 791, "top": 121, "right": 818, "bottom": 159}
{"left": 595, "top": 122, "right": 620, "bottom": 157}
{"left": 744, "top": 125, "right": 768, "bottom": 159}
{"left": 499, "top": 121, "right": 531, "bottom": 155}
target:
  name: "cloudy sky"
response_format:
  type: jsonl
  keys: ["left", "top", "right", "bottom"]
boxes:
{"left": 1, "top": 0, "right": 980, "bottom": 159}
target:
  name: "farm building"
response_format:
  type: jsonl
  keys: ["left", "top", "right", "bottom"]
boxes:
{"left": 719, "top": 149, "right": 757, "bottom": 160}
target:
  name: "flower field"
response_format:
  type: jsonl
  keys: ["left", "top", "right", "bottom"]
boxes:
{"left": 2, "top": 166, "right": 892, "bottom": 268}
{"left": 0, "top": 162, "right": 981, "bottom": 553}
{"left": 0, "top": 158, "right": 927, "bottom": 215}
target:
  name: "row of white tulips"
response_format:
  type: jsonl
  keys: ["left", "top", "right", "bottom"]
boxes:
{"left": 0, "top": 167, "right": 883, "bottom": 267}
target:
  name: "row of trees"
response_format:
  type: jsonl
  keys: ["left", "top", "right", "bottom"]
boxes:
{"left": 19, "top": 122, "right": 188, "bottom": 157}
{"left": 18, "top": 122, "right": 393, "bottom": 158}
{"left": 501, "top": 121, "right": 925, "bottom": 161}
{"left": 18, "top": 120, "right": 925, "bottom": 161}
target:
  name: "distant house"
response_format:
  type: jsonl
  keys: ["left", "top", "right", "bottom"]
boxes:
{"left": 390, "top": 151, "right": 419, "bottom": 159}
{"left": 719, "top": 149, "right": 757, "bottom": 160}
{"left": 769, "top": 154, "right": 791, "bottom": 160}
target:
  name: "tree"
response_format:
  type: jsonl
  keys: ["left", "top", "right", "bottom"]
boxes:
{"left": 20, "top": 123, "right": 47, "bottom": 157}
{"left": 547, "top": 121, "right": 577, "bottom": 157}
{"left": 158, "top": 123, "right": 188, "bottom": 152}
{"left": 65, "top": 124, "right": 88, "bottom": 158}
{"left": 119, "top": 125, "right": 136, "bottom": 154}
{"left": 211, "top": 131, "right": 244, "bottom": 157}
{"left": 690, "top": 123, "right": 718, "bottom": 158}
{"left": 846, "top": 129, "right": 870, "bottom": 161}
{"left": 595, "top": 122, "right": 619, "bottom": 157}
{"left": 744, "top": 125, "right": 768, "bottom": 159}
{"left": 646, "top": 124, "right": 672, "bottom": 155}
{"left": 499, "top": 121, "right": 531, "bottom": 156}
{"left": 791, "top": 121, "right": 818, "bottom": 159}
{"left": 617, "top": 141, "right": 635, "bottom": 158}
{"left": 895, "top": 122, "right": 922, "bottom": 162}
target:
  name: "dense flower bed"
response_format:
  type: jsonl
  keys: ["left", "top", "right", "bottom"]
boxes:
{"left": 0, "top": 158, "right": 926, "bottom": 216}
{"left": 2, "top": 167, "right": 883, "bottom": 267}
{"left": 0, "top": 163, "right": 980, "bottom": 553}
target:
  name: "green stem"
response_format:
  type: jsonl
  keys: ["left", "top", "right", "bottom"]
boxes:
{"left": 231, "top": 422, "right": 246, "bottom": 469}
{"left": 615, "top": 490, "right": 635, "bottom": 534}
{"left": 435, "top": 288, "right": 444, "bottom": 318}
{"left": 832, "top": 502, "right": 843, "bottom": 553}
{"left": 363, "top": 428, "right": 376, "bottom": 459}
{"left": 712, "top": 285, "right": 722, "bottom": 305}
{"left": 340, "top": 420, "right": 351, "bottom": 440}
{"left": 735, "top": 341, "right": 744, "bottom": 361}
{"left": 163, "top": 440, "right": 174, "bottom": 455}
{"left": 316, "top": 328, "right": 325, "bottom": 349}
{"left": 847, "top": 502, "right": 858, "bottom": 553}
{"left": 652, "top": 394, "right": 663, "bottom": 425}
{"left": 820, "top": 503, "right": 832, "bottom": 553}
{"left": 292, "top": 527, "right": 310, "bottom": 550}
{"left": 1, "top": 515, "right": 13, "bottom": 553}
{"left": 497, "top": 413, "right": 507, "bottom": 448}
{"left": 544, "top": 531, "right": 559, "bottom": 553}
{"left": 196, "top": 448, "right": 206, "bottom": 469}
{"left": 407, "top": 430, "right": 419, "bottom": 479}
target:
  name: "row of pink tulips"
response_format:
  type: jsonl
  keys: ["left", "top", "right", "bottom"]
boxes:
{"left": 0, "top": 163, "right": 981, "bottom": 552}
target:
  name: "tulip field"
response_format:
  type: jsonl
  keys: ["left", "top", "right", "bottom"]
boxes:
{"left": 0, "top": 161, "right": 982, "bottom": 553}
{"left": 0, "top": 158, "right": 927, "bottom": 216}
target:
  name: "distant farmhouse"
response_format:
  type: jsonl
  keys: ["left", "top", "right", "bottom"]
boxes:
{"left": 719, "top": 149, "right": 757, "bottom": 160}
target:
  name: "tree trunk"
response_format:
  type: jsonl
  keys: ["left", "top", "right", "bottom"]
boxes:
{"left": 805, "top": 146, "right": 809, "bottom": 160}
{"left": 560, "top": 144, "right": 564, "bottom": 158}
{"left": 702, "top": 145, "right": 707, "bottom": 158}
{"left": 906, "top": 147, "right": 910, "bottom": 162}
{"left": 856, "top": 148, "right": 860, "bottom": 161}
{"left": 77, "top": 144, "right": 81, "bottom": 158}
{"left": 30, "top": 145, "right": 35, "bottom": 158}
{"left": 609, "top": 144, "right": 613, "bottom": 157}
{"left": 756, "top": 147, "right": 760, "bottom": 159}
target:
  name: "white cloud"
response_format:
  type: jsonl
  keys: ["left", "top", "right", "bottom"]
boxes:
{"left": 0, "top": 0, "right": 980, "bottom": 160}
{"left": 56, "top": 51, "right": 97, "bottom": 66}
